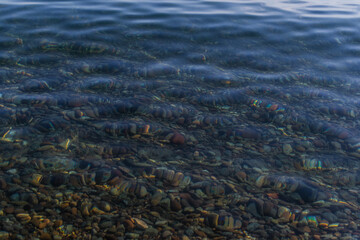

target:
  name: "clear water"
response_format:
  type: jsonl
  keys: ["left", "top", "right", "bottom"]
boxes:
{"left": 0, "top": 0, "right": 360, "bottom": 238}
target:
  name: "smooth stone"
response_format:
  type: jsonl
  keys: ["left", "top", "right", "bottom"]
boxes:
{"left": 40, "top": 233, "right": 52, "bottom": 240}
{"left": 246, "top": 222, "right": 260, "bottom": 232}
{"left": 303, "top": 226, "right": 311, "bottom": 233}
{"left": 139, "top": 186, "right": 148, "bottom": 198}
{"left": 283, "top": 144, "right": 292, "bottom": 155}
{"left": 207, "top": 213, "right": 219, "bottom": 228}
{"left": 151, "top": 191, "right": 163, "bottom": 206}
{"left": 313, "top": 235, "right": 321, "bottom": 240}
{"left": 53, "top": 235, "right": 62, "bottom": 240}
{"left": 278, "top": 206, "right": 291, "bottom": 221}
{"left": 66, "top": 225, "right": 73, "bottom": 233}
{"left": 0, "top": 179, "right": 7, "bottom": 190}
{"left": 123, "top": 219, "right": 135, "bottom": 230}
{"left": 125, "top": 233, "right": 139, "bottom": 239}
{"left": 263, "top": 145, "right": 272, "bottom": 152}
{"left": 263, "top": 201, "right": 277, "bottom": 218}
{"left": 4, "top": 206, "right": 14, "bottom": 214}
{"left": 150, "top": 211, "right": 160, "bottom": 218}
{"left": 185, "top": 228, "right": 194, "bottom": 237}
{"left": 160, "top": 198, "right": 171, "bottom": 211}
{"left": 162, "top": 230, "right": 172, "bottom": 238}
{"left": 184, "top": 207, "right": 195, "bottom": 213}
{"left": 170, "top": 198, "right": 182, "bottom": 211}
{"left": 331, "top": 141, "right": 342, "bottom": 150}
{"left": 133, "top": 218, "right": 148, "bottom": 229}
{"left": 246, "top": 202, "right": 261, "bottom": 218}
{"left": 7, "top": 169, "right": 17, "bottom": 174}
{"left": 100, "top": 201, "right": 111, "bottom": 212}
{"left": 349, "top": 221, "right": 357, "bottom": 230}
{"left": 194, "top": 229, "right": 207, "bottom": 238}
{"left": 55, "top": 193, "right": 63, "bottom": 199}
{"left": 10, "top": 193, "right": 20, "bottom": 202}
{"left": 99, "top": 221, "right": 113, "bottom": 229}
{"left": 322, "top": 212, "right": 338, "bottom": 223}
{"left": 155, "top": 220, "right": 168, "bottom": 226}
{"left": 144, "top": 227, "right": 159, "bottom": 237}
{"left": 295, "top": 145, "right": 306, "bottom": 152}
{"left": 170, "top": 133, "right": 185, "bottom": 144}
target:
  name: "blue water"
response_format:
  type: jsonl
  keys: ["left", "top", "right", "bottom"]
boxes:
{"left": 0, "top": 0, "right": 359, "bottom": 238}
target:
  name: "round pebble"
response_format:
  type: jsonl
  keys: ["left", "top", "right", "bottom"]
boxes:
{"left": 283, "top": 143, "right": 292, "bottom": 155}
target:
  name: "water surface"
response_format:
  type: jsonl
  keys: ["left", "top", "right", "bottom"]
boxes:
{"left": 0, "top": 0, "right": 359, "bottom": 239}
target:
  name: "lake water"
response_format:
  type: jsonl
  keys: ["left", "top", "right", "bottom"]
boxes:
{"left": 0, "top": 0, "right": 359, "bottom": 239}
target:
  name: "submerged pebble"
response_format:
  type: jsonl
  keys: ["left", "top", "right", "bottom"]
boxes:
{"left": 0, "top": 1, "right": 359, "bottom": 239}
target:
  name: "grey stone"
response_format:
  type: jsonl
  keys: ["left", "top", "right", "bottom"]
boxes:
{"left": 283, "top": 144, "right": 292, "bottom": 155}
{"left": 322, "top": 212, "right": 338, "bottom": 223}
{"left": 144, "top": 227, "right": 159, "bottom": 237}
{"left": 247, "top": 222, "right": 260, "bottom": 232}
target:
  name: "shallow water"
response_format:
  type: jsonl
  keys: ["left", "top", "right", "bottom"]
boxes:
{"left": 0, "top": 0, "right": 360, "bottom": 239}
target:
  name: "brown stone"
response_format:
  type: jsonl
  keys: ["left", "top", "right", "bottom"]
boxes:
{"left": 179, "top": 193, "right": 202, "bottom": 208}
{"left": 295, "top": 145, "right": 306, "bottom": 152}
{"left": 170, "top": 133, "right": 185, "bottom": 144}
{"left": 32, "top": 217, "right": 50, "bottom": 229}
{"left": 194, "top": 229, "right": 207, "bottom": 238}
{"left": 0, "top": 178, "right": 7, "bottom": 190}
{"left": 12, "top": 178, "right": 21, "bottom": 184}
{"left": 133, "top": 218, "right": 148, "bottom": 230}
{"left": 235, "top": 171, "right": 246, "bottom": 181}
{"left": 54, "top": 220, "right": 63, "bottom": 227}
{"left": 4, "top": 206, "right": 14, "bottom": 214}
{"left": 71, "top": 207, "right": 78, "bottom": 216}
{"left": 40, "top": 232, "right": 52, "bottom": 240}
{"left": 303, "top": 226, "right": 311, "bottom": 233}
{"left": 313, "top": 235, "right": 321, "bottom": 240}
{"left": 170, "top": 197, "right": 182, "bottom": 212}
{"left": 100, "top": 201, "right": 111, "bottom": 212}
{"left": 313, "top": 139, "right": 326, "bottom": 148}
{"left": 123, "top": 219, "right": 135, "bottom": 231}
{"left": 162, "top": 230, "right": 173, "bottom": 238}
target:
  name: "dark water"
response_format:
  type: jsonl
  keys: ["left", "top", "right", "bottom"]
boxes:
{"left": 0, "top": 0, "right": 360, "bottom": 239}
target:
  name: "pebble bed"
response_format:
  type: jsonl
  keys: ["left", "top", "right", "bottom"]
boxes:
{"left": 0, "top": 1, "right": 360, "bottom": 239}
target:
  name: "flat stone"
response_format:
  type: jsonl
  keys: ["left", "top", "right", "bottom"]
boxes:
{"left": 184, "top": 207, "right": 195, "bottom": 213}
{"left": 125, "top": 233, "right": 139, "bottom": 239}
{"left": 155, "top": 220, "right": 168, "bottom": 226}
{"left": 133, "top": 218, "right": 148, "bottom": 229}
{"left": 99, "top": 221, "right": 113, "bottom": 229}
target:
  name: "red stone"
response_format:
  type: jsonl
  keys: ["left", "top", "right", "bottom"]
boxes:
{"left": 171, "top": 133, "right": 185, "bottom": 144}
